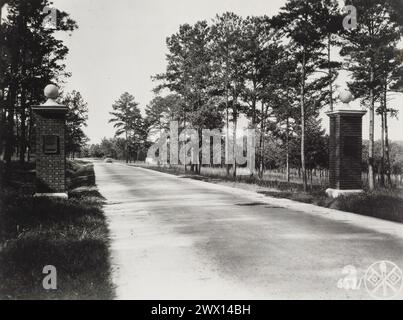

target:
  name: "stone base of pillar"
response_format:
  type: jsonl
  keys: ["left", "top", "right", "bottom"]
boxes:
{"left": 34, "top": 193, "right": 68, "bottom": 199}
{"left": 326, "top": 188, "right": 364, "bottom": 199}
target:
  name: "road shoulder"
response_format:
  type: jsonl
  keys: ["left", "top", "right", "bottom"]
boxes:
{"left": 129, "top": 165, "right": 403, "bottom": 240}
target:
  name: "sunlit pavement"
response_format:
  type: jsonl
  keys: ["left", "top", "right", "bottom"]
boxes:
{"left": 94, "top": 161, "right": 403, "bottom": 300}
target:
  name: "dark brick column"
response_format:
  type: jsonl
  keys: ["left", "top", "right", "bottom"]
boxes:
{"left": 326, "top": 110, "right": 366, "bottom": 197}
{"left": 32, "top": 85, "right": 68, "bottom": 197}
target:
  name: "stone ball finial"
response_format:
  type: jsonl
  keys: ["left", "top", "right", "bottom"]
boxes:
{"left": 339, "top": 89, "right": 354, "bottom": 104}
{"left": 44, "top": 84, "right": 59, "bottom": 100}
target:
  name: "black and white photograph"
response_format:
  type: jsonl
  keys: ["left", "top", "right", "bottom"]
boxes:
{"left": 1, "top": 0, "right": 403, "bottom": 307}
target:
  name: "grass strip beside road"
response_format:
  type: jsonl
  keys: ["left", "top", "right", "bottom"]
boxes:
{"left": 0, "top": 160, "right": 114, "bottom": 300}
{"left": 131, "top": 163, "right": 403, "bottom": 224}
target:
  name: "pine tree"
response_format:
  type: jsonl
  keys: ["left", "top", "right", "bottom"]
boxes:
{"left": 154, "top": 21, "right": 219, "bottom": 173}
{"left": 210, "top": 13, "right": 246, "bottom": 177}
{"left": 109, "top": 92, "right": 145, "bottom": 163}
{"left": 341, "top": 0, "right": 403, "bottom": 190}
{"left": 1, "top": 0, "right": 77, "bottom": 165}
{"left": 61, "top": 91, "right": 89, "bottom": 158}
{"left": 272, "top": 0, "right": 334, "bottom": 191}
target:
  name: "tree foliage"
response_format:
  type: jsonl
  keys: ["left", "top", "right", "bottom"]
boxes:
{"left": 109, "top": 92, "right": 148, "bottom": 163}
{"left": 61, "top": 91, "right": 89, "bottom": 157}
{"left": 0, "top": 0, "right": 77, "bottom": 164}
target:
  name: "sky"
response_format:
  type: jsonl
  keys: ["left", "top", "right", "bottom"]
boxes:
{"left": 52, "top": 0, "right": 403, "bottom": 143}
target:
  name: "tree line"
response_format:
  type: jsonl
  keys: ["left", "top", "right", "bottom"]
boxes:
{"left": 90, "top": 0, "right": 402, "bottom": 191}
{"left": 0, "top": 1, "right": 88, "bottom": 167}
{"left": 3, "top": 0, "right": 402, "bottom": 191}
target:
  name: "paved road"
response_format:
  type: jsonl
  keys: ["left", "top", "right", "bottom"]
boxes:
{"left": 94, "top": 162, "right": 403, "bottom": 300}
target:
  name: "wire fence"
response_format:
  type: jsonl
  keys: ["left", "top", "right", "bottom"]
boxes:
{"left": 261, "top": 168, "right": 403, "bottom": 189}
{"left": 176, "top": 165, "right": 403, "bottom": 189}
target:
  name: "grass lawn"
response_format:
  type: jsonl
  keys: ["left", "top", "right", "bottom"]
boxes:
{"left": 0, "top": 160, "right": 114, "bottom": 300}
{"left": 258, "top": 189, "right": 403, "bottom": 223}
{"left": 134, "top": 163, "right": 403, "bottom": 224}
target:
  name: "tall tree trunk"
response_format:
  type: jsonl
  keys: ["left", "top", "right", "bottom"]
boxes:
{"left": 19, "top": 19, "right": 27, "bottom": 164}
{"left": 0, "top": 98, "right": 5, "bottom": 158}
{"left": 232, "top": 95, "right": 238, "bottom": 178}
{"left": 15, "top": 110, "right": 19, "bottom": 158}
{"left": 4, "top": 82, "right": 17, "bottom": 165}
{"left": 368, "top": 68, "right": 375, "bottom": 191}
{"left": 0, "top": 5, "right": 5, "bottom": 160}
{"left": 4, "top": 54, "right": 18, "bottom": 165}
{"left": 250, "top": 81, "right": 257, "bottom": 177}
{"left": 27, "top": 98, "right": 33, "bottom": 163}
{"left": 286, "top": 117, "right": 290, "bottom": 183}
{"left": 259, "top": 102, "right": 265, "bottom": 179}
{"left": 233, "top": 114, "right": 237, "bottom": 179}
{"left": 300, "top": 51, "right": 307, "bottom": 192}
{"left": 183, "top": 112, "right": 187, "bottom": 172}
{"left": 4, "top": 1, "right": 22, "bottom": 166}
{"left": 19, "top": 88, "right": 27, "bottom": 164}
{"left": 328, "top": 34, "right": 334, "bottom": 112}
{"left": 125, "top": 130, "right": 129, "bottom": 164}
{"left": 198, "top": 129, "right": 202, "bottom": 174}
{"left": 384, "top": 87, "right": 392, "bottom": 187}
{"left": 380, "top": 102, "right": 385, "bottom": 188}
{"left": 225, "top": 82, "right": 230, "bottom": 177}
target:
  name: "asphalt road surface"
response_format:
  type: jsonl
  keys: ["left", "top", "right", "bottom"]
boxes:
{"left": 94, "top": 162, "right": 403, "bottom": 300}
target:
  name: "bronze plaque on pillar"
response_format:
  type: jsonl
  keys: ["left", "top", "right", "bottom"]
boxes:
{"left": 43, "top": 135, "right": 60, "bottom": 155}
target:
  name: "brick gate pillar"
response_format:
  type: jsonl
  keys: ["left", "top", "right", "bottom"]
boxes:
{"left": 32, "top": 84, "right": 69, "bottom": 198}
{"left": 326, "top": 89, "right": 366, "bottom": 198}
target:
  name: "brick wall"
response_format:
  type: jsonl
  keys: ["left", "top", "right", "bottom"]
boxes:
{"left": 329, "top": 113, "right": 363, "bottom": 190}
{"left": 33, "top": 111, "right": 66, "bottom": 193}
